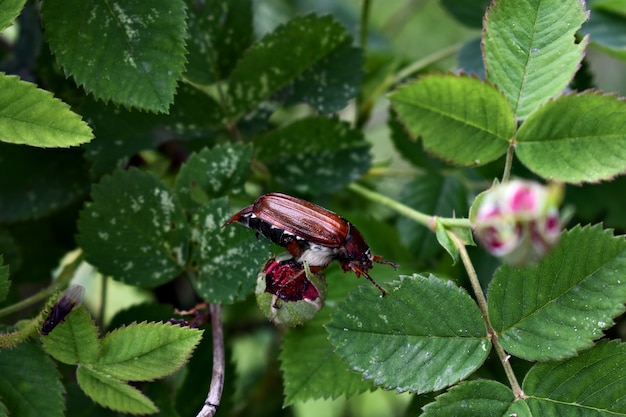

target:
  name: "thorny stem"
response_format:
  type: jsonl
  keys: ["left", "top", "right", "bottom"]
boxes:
{"left": 449, "top": 232, "right": 525, "bottom": 399}
{"left": 0, "top": 251, "right": 83, "bottom": 318}
{"left": 196, "top": 303, "right": 225, "bottom": 417}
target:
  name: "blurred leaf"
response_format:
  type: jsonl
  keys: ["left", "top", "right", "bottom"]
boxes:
{"left": 565, "top": 177, "right": 626, "bottom": 230}
{"left": 421, "top": 380, "right": 514, "bottom": 417}
{"left": 390, "top": 74, "right": 513, "bottom": 166}
{"left": 580, "top": 4, "right": 626, "bottom": 60}
{"left": 281, "top": 311, "right": 372, "bottom": 405}
{"left": 0, "top": 341, "right": 64, "bottom": 417}
{"left": 483, "top": 0, "right": 588, "bottom": 119}
{"left": 184, "top": 0, "right": 253, "bottom": 84}
{"left": 592, "top": 0, "right": 626, "bottom": 16}
{"left": 41, "top": 0, "right": 187, "bottom": 112}
{"left": 96, "top": 322, "right": 202, "bottom": 381}
{"left": 440, "top": 0, "right": 492, "bottom": 28}
{"left": 0, "top": 143, "right": 90, "bottom": 222}
{"left": 0, "top": 0, "right": 25, "bottom": 31}
{"left": 457, "top": 37, "right": 485, "bottom": 78}
{"left": 255, "top": 117, "right": 371, "bottom": 193}
{"left": 397, "top": 174, "right": 469, "bottom": 261}
{"left": 0, "top": 255, "right": 9, "bottom": 302}
{"left": 522, "top": 340, "right": 626, "bottom": 415}
{"left": 388, "top": 107, "right": 448, "bottom": 171}
{"left": 326, "top": 274, "right": 490, "bottom": 394}
{"left": 190, "top": 197, "right": 269, "bottom": 303}
{"left": 516, "top": 93, "right": 626, "bottom": 184}
{"left": 489, "top": 225, "right": 626, "bottom": 361}
{"left": 0, "top": 74, "right": 93, "bottom": 147}
{"left": 40, "top": 306, "right": 100, "bottom": 365}
{"left": 283, "top": 38, "right": 364, "bottom": 113}
{"left": 76, "top": 365, "right": 158, "bottom": 415}
{"left": 226, "top": 14, "right": 350, "bottom": 119}
{"left": 77, "top": 169, "right": 189, "bottom": 287}
{"left": 83, "top": 84, "right": 224, "bottom": 176}
{"left": 175, "top": 143, "right": 253, "bottom": 211}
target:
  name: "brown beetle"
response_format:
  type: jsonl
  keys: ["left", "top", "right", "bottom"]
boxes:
{"left": 225, "top": 193, "right": 396, "bottom": 295}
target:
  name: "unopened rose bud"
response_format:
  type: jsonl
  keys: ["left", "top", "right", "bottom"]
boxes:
{"left": 256, "top": 255, "right": 327, "bottom": 326}
{"left": 471, "top": 180, "right": 563, "bottom": 266}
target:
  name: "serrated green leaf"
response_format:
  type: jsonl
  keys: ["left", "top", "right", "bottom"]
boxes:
{"left": 0, "top": 143, "right": 91, "bottom": 221}
{"left": 326, "top": 274, "right": 490, "bottom": 394}
{"left": 255, "top": 117, "right": 371, "bottom": 193}
{"left": 77, "top": 169, "right": 189, "bottom": 287}
{"left": 190, "top": 197, "right": 269, "bottom": 303}
{"left": 184, "top": 0, "right": 253, "bottom": 84}
{"left": 40, "top": 306, "right": 100, "bottom": 365}
{"left": 41, "top": 0, "right": 187, "bottom": 112}
{"left": 283, "top": 38, "right": 364, "bottom": 113}
{"left": 516, "top": 92, "right": 626, "bottom": 184}
{"left": 397, "top": 174, "right": 469, "bottom": 261}
{"left": 390, "top": 74, "right": 513, "bottom": 166}
{"left": 226, "top": 14, "right": 349, "bottom": 119}
{"left": 483, "top": 0, "right": 588, "bottom": 119}
{"left": 175, "top": 144, "right": 253, "bottom": 211}
{"left": 0, "top": 0, "right": 26, "bottom": 31}
{"left": 0, "top": 341, "right": 65, "bottom": 417}
{"left": 96, "top": 322, "right": 202, "bottom": 381}
{"left": 421, "top": 380, "right": 514, "bottom": 417}
{"left": 489, "top": 225, "right": 626, "bottom": 361}
{"left": 281, "top": 311, "right": 373, "bottom": 406}
{"left": 76, "top": 365, "right": 158, "bottom": 415}
{"left": 0, "top": 255, "right": 9, "bottom": 302}
{"left": 521, "top": 340, "right": 626, "bottom": 415}
{"left": 0, "top": 74, "right": 93, "bottom": 147}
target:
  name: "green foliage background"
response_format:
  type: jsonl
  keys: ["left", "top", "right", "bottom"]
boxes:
{"left": 1, "top": 0, "right": 626, "bottom": 416}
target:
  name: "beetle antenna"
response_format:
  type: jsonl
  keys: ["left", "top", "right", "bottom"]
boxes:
{"left": 372, "top": 255, "right": 398, "bottom": 269}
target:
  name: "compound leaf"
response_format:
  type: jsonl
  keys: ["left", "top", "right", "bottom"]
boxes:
{"left": 40, "top": 306, "right": 100, "bottom": 365}
{"left": 516, "top": 92, "right": 626, "bottom": 184}
{"left": 76, "top": 366, "right": 157, "bottom": 415}
{"left": 483, "top": 0, "right": 588, "bottom": 119}
{"left": 390, "top": 74, "right": 513, "bottom": 166}
{"left": 327, "top": 274, "right": 490, "bottom": 394}
{"left": 0, "top": 74, "right": 93, "bottom": 147}
{"left": 255, "top": 117, "right": 371, "bottom": 194}
{"left": 489, "top": 225, "right": 626, "bottom": 361}
{"left": 77, "top": 169, "right": 189, "bottom": 287}
{"left": 41, "top": 0, "right": 187, "bottom": 112}
{"left": 521, "top": 340, "right": 626, "bottom": 415}
{"left": 96, "top": 322, "right": 202, "bottom": 381}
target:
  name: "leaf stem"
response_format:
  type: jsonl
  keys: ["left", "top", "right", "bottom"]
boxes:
{"left": 347, "top": 183, "right": 433, "bottom": 228}
{"left": 0, "top": 252, "right": 82, "bottom": 318}
{"left": 196, "top": 303, "right": 225, "bottom": 417}
{"left": 502, "top": 142, "right": 515, "bottom": 182}
{"left": 449, "top": 232, "right": 525, "bottom": 399}
{"left": 392, "top": 42, "right": 463, "bottom": 85}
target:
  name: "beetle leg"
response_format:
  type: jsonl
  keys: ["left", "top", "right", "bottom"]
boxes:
{"left": 285, "top": 240, "right": 303, "bottom": 258}
{"left": 349, "top": 264, "right": 386, "bottom": 297}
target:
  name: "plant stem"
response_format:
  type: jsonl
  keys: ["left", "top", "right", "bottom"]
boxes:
{"left": 196, "top": 303, "right": 225, "bottom": 417}
{"left": 502, "top": 142, "right": 515, "bottom": 182}
{"left": 347, "top": 183, "right": 433, "bottom": 228}
{"left": 0, "top": 252, "right": 82, "bottom": 318}
{"left": 449, "top": 232, "right": 525, "bottom": 399}
{"left": 393, "top": 42, "right": 463, "bottom": 85}
{"left": 354, "top": 0, "right": 372, "bottom": 127}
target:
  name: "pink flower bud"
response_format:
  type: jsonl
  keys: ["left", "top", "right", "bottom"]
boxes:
{"left": 472, "top": 180, "right": 563, "bottom": 266}
{"left": 255, "top": 255, "right": 327, "bottom": 326}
